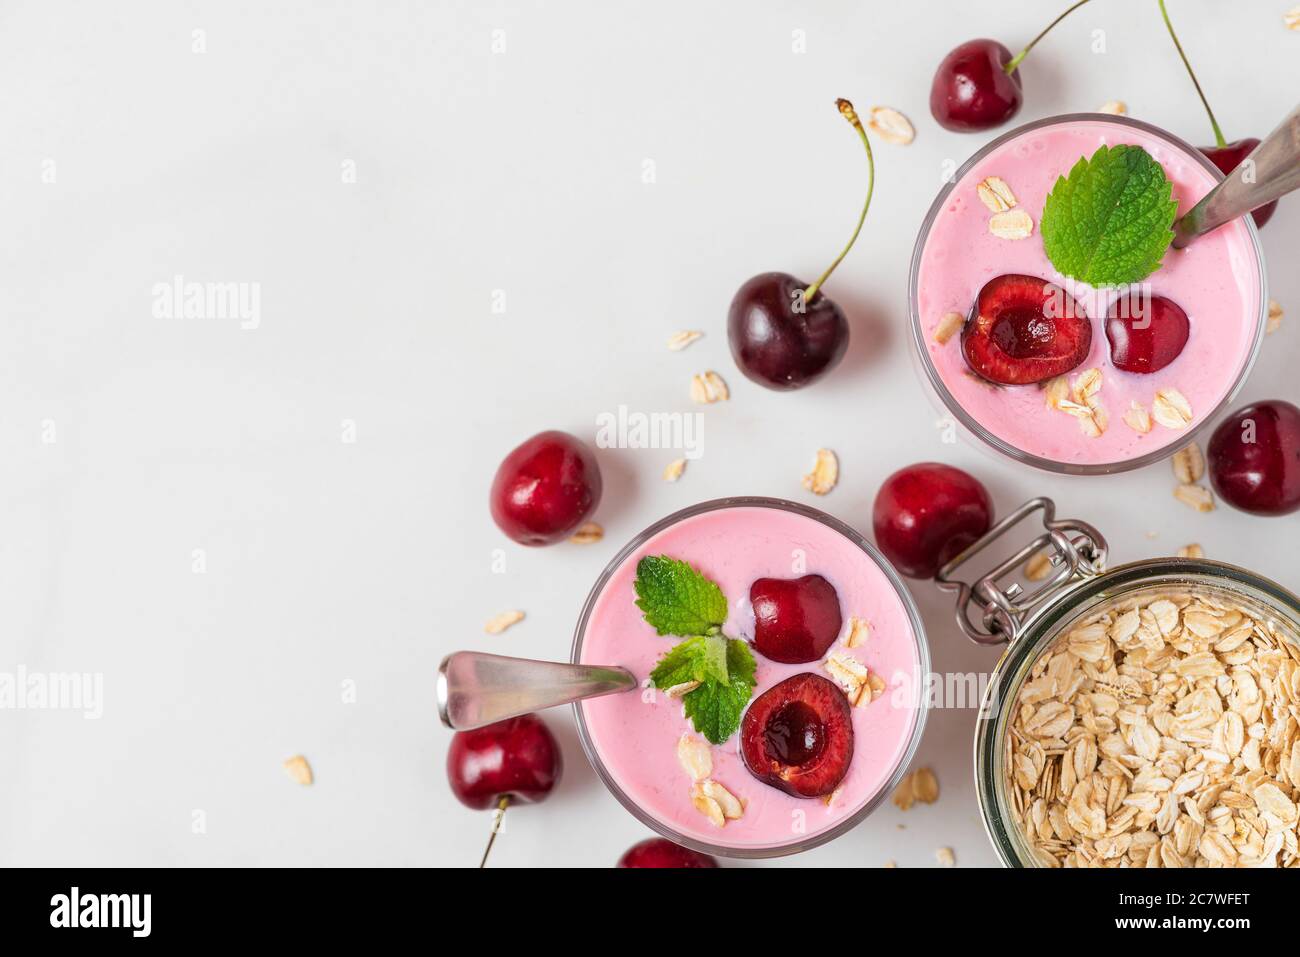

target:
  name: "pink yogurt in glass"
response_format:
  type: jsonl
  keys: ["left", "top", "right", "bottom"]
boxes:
{"left": 915, "top": 117, "right": 1264, "bottom": 471}
{"left": 575, "top": 501, "right": 926, "bottom": 855}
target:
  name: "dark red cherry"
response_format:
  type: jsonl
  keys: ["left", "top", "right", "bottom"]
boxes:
{"left": 962, "top": 274, "right": 1091, "bottom": 385}
{"left": 1201, "top": 139, "right": 1277, "bottom": 229}
{"left": 1105, "top": 293, "right": 1190, "bottom": 374}
{"left": 741, "top": 673, "right": 853, "bottom": 798}
{"left": 728, "top": 272, "right": 849, "bottom": 390}
{"left": 617, "top": 838, "right": 719, "bottom": 869}
{"left": 446, "top": 714, "right": 563, "bottom": 810}
{"left": 749, "top": 574, "right": 843, "bottom": 664}
{"left": 489, "top": 430, "right": 602, "bottom": 546}
{"left": 930, "top": 39, "right": 1023, "bottom": 132}
{"left": 1207, "top": 400, "right": 1300, "bottom": 516}
{"left": 873, "top": 463, "right": 994, "bottom": 579}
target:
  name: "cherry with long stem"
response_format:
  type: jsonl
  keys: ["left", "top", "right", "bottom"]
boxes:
{"left": 1156, "top": 0, "right": 1277, "bottom": 227}
{"left": 801, "top": 99, "right": 875, "bottom": 304}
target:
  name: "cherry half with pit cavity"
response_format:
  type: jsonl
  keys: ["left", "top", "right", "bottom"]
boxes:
{"left": 749, "top": 574, "right": 843, "bottom": 664}
{"left": 446, "top": 714, "right": 563, "bottom": 866}
{"left": 1207, "top": 400, "right": 1300, "bottom": 516}
{"left": 1105, "top": 292, "right": 1190, "bottom": 374}
{"left": 617, "top": 838, "right": 719, "bottom": 869}
{"left": 489, "top": 430, "right": 602, "bottom": 546}
{"left": 740, "top": 673, "right": 854, "bottom": 798}
{"left": 728, "top": 99, "right": 873, "bottom": 391}
{"left": 961, "top": 274, "right": 1091, "bottom": 385}
{"left": 873, "top": 463, "right": 994, "bottom": 580}
{"left": 930, "top": 1, "right": 1092, "bottom": 133}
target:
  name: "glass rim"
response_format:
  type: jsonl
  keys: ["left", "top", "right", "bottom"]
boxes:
{"left": 906, "top": 112, "right": 1270, "bottom": 476}
{"left": 972, "top": 556, "right": 1300, "bottom": 866}
{"left": 568, "top": 495, "right": 932, "bottom": 860}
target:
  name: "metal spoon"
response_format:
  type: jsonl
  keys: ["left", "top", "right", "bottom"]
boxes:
{"left": 437, "top": 651, "right": 637, "bottom": 731}
{"left": 1173, "top": 102, "right": 1300, "bottom": 248}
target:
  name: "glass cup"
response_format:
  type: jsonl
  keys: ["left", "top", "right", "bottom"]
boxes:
{"left": 907, "top": 113, "right": 1269, "bottom": 475}
{"left": 569, "top": 496, "right": 931, "bottom": 859}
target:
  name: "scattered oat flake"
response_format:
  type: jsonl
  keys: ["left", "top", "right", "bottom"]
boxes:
{"left": 1268, "top": 299, "right": 1283, "bottom": 334}
{"left": 283, "top": 755, "right": 313, "bottom": 786}
{"left": 666, "top": 329, "right": 703, "bottom": 351}
{"left": 1177, "top": 543, "right": 1205, "bottom": 559}
{"left": 662, "top": 458, "right": 687, "bottom": 482}
{"left": 1152, "top": 388, "right": 1192, "bottom": 429}
{"left": 936, "top": 846, "right": 956, "bottom": 867}
{"left": 484, "top": 610, "right": 525, "bottom": 634}
{"left": 802, "top": 448, "right": 839, "bottom": 495}
{"left": 701, "top": 779, "right": 744, "bottom": 820}
{"left": 933, "top": 311, "right": 964, "bottom": 345}
{"left": 884, "top": 860, "right": 897, "bottom": 868}
{"left": 1172, "top": 443, "right": 1205, "bottom": 484}
{"left": 569, "top": 521, "right": 604, "bottom": 544}
{"left": 1097, "top": 100, "right": 1127, "bottom": 115}
{"left": 976, "top": 176, "right": 1017, "bottom": 212}
{"left": 1286, "top": 5, "right": 1300, "bottom": 30}
{"left": 1025, "top": 552, "right": 1052, "bottom": 582}
{"left": 844, "top": 616, "right": 870, "bottom": 648}
{"left": 1044, "top": 376, "right": 1070, "bottom": 410}
{"left": 690, "top": 370, "right": 729, "bottom": 404}
{"left": 1123, "top": 401, "right": 1152, "bottom": 434}
{"left": 868, "top": 106, "right": 914, "bottom": 144}
{"left": 1174, "top": 483, "right": 1215, "bottom": 512}
{"left": 988, "top": 208, "right": 1033, "bottom": 240}
{"left": 665, "top": 680, "right": 700, "bottom": 698}
{"left": 912, "top": 767, "right": 940, "bottom": 804}
{"left": 690, "top": 787, "right": 726, "bottom": 827}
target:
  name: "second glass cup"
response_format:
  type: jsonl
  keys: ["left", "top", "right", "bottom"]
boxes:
{"left": 908, "top": 113, "right": 1268, "bottom": 475}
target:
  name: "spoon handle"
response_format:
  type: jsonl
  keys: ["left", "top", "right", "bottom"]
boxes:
{"left": 1174, "top": 102, "right": 1300, "bottom": 248}
{"left": 437, "top": 651, "right": 638, "bottom": 730}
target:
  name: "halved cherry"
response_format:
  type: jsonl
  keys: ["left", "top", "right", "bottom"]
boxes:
{"left": 749, "top": 575, "right": 843, "bottom": 664}
{"left": 740, "top": 673, "right": 853, "bottom": 798}
{"left": 1105, "top": 293, "right": 1189, "bottom": 374}
{"left": 961, "top": 274, "right": 1091, "bottom": 385}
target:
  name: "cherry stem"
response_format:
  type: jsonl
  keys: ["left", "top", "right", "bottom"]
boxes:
{"left": 802, "top": 99, "right": 875, "bottom": 304}
{"left": 1004, "top": 0, "right": 1093, "bottom": 74}
{"left": 1157, "top": 0, "right": 1227, "bottom": 148}
{"left": 478, "top": 795, "right": 510, "bottom": 869}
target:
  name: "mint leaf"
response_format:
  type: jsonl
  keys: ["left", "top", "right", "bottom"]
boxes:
{"left": 633, "top": 555, "right": 729, "bottom": 637}
{"left": 1040, "top": 144, "right": 1179, "bottom": 286}
{"left": 648, "top": 635, "right": 727, "bottom": 688}
{"left": 650, "top": 636, "right": 757, "bottom": 744}
{"left": 681, "top": 640, "right": 758, "bottom": 744}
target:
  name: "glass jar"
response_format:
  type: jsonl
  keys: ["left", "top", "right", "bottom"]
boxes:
{"left": 569, "top": 496, "right": 932, "bottom": 859}
{"left": 907, "top": 113, "right": 1269, "bottom": 475}
{"left": 943, "top": 497, "right": 1300, "bottom": 867}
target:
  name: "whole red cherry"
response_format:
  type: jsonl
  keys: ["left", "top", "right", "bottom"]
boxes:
{"left": 617, "top": 838, "right": 718, "bottom": 868}
{"left": 930, "top": 39, "right": 1022, "bottom": 133}
{"left": 447, "top": 714, "right": 563, "bottom": 810}
{"left": 1206, "top": 400, "right": 1300, "bottom": 516}
{"left": 490, "top": 430, "right": 601, "bottom": 545}
{"left": 1201, "top": 139, "right": 1278, "bottom": 229}
{"left": 873, "top": 463, "right": 994, "bottom": 579}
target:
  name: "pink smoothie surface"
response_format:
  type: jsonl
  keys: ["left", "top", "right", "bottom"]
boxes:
{"left": 577, "top": 505, "right": 924, "bottom": 851}
{"left": 916, "top": 119, "right": 1263, "bottom": 468}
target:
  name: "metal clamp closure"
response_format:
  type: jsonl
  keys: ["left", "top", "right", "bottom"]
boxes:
{"left": 936, "top": 497, "right": 1108, "bottom": 646}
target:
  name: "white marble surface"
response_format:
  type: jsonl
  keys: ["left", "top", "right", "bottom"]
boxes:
{"left": 1, "top": 0, "right": 1297, "bottom": 867}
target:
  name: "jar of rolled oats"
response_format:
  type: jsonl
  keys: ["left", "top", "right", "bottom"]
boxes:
{"left": 939, "top": 497, "right": 1300, "bottom": 868}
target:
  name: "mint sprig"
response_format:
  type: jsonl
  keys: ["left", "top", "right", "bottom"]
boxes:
{"left": 635, "top": 555, "right": 757, "bottom": 745}
{"left": 634, "top": 555, "right": 728, "bottom": 637}
{"left": 1040, "top": 144, "right": 1179, "bottom": 287}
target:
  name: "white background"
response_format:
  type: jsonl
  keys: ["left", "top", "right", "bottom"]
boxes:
{"left": 1, "top": 1, "right": 1297, "bottom": 868}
